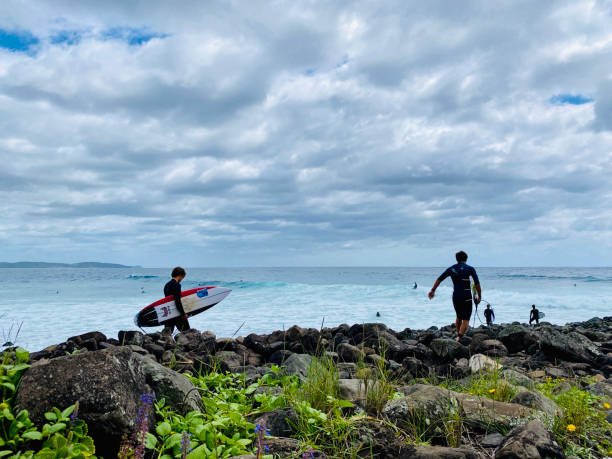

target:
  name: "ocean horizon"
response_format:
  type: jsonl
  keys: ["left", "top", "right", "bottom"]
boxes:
{"left": 1, "top": 266, "right": 610, "bottom": 352}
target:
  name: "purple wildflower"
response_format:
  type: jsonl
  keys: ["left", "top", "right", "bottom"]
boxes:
{"left": 180, "top": 430, "right": 191, "bottom": 459}
{"left": 132, "top": 393, "right": 155, "bottom": 459}
{"left": 302, "top": 447, "right": 316, "bottom": 458}
{"left": 255, "top": 419, "right": 270, "bottom": 458}
{"left": 69, "top": 401, "right": 79, "bottom": 429}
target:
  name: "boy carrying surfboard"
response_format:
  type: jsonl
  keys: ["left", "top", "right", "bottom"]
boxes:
{"left": 162, "top": 267, "right": 190, "bottom": 334}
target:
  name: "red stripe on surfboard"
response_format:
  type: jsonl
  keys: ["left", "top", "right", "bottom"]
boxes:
{"left": 141, "top": 286, "right": 216, "bottom": 311}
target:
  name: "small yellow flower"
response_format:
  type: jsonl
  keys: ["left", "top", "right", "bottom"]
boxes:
{"left": 489, "top": 389, "right": 496, "bottom": 393}
{"left": 560, "top": 378, "right": 565, "bottom": 382}
{"left": 604, "top": 402, "right": 611, "bottom": 409}
{"left": 469, "top": 392, "right": 473, "bottom": 395}
{"left": 580, "top": 393, "right": 586, "bottom": 397}
{"left": 566, "top": 424, "right": 576, "bottom": 432}
{"left": 0, "top": 402, "right": 8, "bottom": 411}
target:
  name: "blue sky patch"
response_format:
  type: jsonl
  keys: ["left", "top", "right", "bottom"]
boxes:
{"left": 550, "top": 94, "right": 594, "bottom": 105}
{"left": 0, "top": 29, "right": 39, "bottom": 52}
{"left": 101, "top": 27, "right": 166, "bottom": 46}
{"left": 50, "top": 30, "right": 82, "bottom": 46}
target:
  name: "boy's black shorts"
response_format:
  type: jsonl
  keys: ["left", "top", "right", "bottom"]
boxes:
{"left": 453, "top": 296, "right": 473, "bottom": 321}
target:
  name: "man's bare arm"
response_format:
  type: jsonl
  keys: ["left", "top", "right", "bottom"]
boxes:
{"left": 428, "top": 279, "right": 441, "bottom": 300}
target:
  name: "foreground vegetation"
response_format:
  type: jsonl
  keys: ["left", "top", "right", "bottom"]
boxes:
{"left": 1, "top": 345, "right": 611, "bottom": 458}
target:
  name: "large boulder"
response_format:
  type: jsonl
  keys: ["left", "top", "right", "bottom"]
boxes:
{"left": 495, "top": 420, "right": 565, "bottom": 458}
{"left": 17, "top": 348, "right": 151, "bottom": 457}
{"left": 498, "top": 324, "right": 536, "bottom": 354}
{"left": 337, "top": 343, "right": 365, "bottom": 362}
{"left": 469, "top": 354, "right": 501, "bottom": 374}
{"left": 398, "top": 445, "right": 484, "bottom": 458}
{"left": 251, "top": 407, "right": 298, "bottom": 437}
{"left": 470, "top": 338, "right": 508, "bottom": 358}
{"left": 455, "top": 393, "right": 533, "bottom": 432}
{"left": 429, "top": 339, "right": 468, "bottom": 362}
{"left": 539, "top": 328, "right": 601, "bottom": 364}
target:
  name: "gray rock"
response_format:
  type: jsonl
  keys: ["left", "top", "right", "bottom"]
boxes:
{"left": 132, "top": 353, "right": 203, "bottom": 413}
{"left": 586, "top": 381, "right": 612, "bottom": 400}
{"left": 510, "top": 390, "right": 562, "bottom": 417}
{"left": 471, "top": 339, "right": 508, "bottom": 358}
{"left": 16, "top": 347, "right": 152, "bottom": 458}
{"left": 495, "top": 420, "right": 565, "bottom": 458}
{"left": 502, "top": 369, "right": 533, "bottom": 388}
{"left": 338, "top": 378, "right": 377, "bottom": 404}
{"left": 252, "top": 407, "right": 298, "bottom": 437}
{"left": 175, "top": 329, "right": 202, "bottom": 350}
{"left": 282, "top": 353, "right": 314, "bottom": 379}
{"left": 398, "top": 445, "right": 484, "bottom": 458}
{"left": 429, "top": 338, "right": 468, "bottom": 361}
{"left": 215, "top": 351, "right": 245, "bottom": 372}
{"left": 265, "top": 437, "right": 300, "bottom": 456}
{"left": 481, "top": 432, "right": 505, "bottom": 448}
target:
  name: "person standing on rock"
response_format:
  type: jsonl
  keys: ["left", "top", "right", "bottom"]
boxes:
{"left": 162, "top": 267, "right": 190, "bottom": 334}
{"left": 428, "top": 251, "right": 481, "bottom": 342}
{"left": 529, "top": 304, "right": 540, "bottom": 326}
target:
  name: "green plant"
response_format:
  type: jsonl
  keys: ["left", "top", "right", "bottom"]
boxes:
{"left": 537, "top": 378, "right": 611, "bottom": 458}
{"left": 289, "top": 354, "right": 341, "bottom": 413}
{"left": 357, "top": 342, "right": 396, "bottom": 415}
{"left": 445, "top": 363, "right": 516, "bottom": 403}
{"left": 1, "top": 348, "right": 30, "bottom": 404}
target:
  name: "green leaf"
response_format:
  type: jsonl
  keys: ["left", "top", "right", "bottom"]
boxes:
{"left": 145, "top": 432, "right": 158, "bottom": 449}
{"left": 44, "top": 412, "right": 57, "bottom": 422}
{"left": 0, "top": 451, "right": 12, "bottom": 458}
{"left": 47, "top": 422, "right": 67, "bottom": 434}
{"left": 1, "top": 382, "right": 16, "bottom": 392}
{"left": 156, "top": 421, "right": 172, "bottom": 437}
{"left": 60, "top": 405, "right": 75, "bottom": 419}
{"left": 15, "top": 347, "right": 29, "bottom": 363}
{"left": 22, "top": 430, "right": 43, "bottom": 440}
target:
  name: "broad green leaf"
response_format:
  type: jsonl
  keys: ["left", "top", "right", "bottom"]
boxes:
{"left": 145, "top": 432, "right": 158, "bottom": 449}
{"left": 156, "top": 421, "right": 171, "bottom": 436}
{"left": 22, "top": 430, "right": 43, "bottom": 440}
{"left": 47, "top": 422, "right": 67, "bottom": 434}
{"left": 15, "top": 348, "right": 29, "bottom": 363}
{"left": 44, "top": 412, "right": 57, "bottom": 421}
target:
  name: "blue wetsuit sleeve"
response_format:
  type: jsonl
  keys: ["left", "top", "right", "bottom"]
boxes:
{"left": 471, "top": 267, "right": 480, "bottom": 285}
{"left": 437, "top": 268, "right": 451, "bottom": 282}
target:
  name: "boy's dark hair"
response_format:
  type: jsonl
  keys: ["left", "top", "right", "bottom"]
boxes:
{"left": 171, "top": 266, "right": 186, "bottom": 278}
{"left": 455, "top": 251, "right": 468, "bottom": 263}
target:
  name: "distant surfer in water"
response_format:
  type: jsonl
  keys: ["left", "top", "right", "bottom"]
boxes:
{"left": 529, "top": 304, "right": 540, "bottom": 326}
{"left": 428, "top": 251, "right": 481, "bottom": 342}
{"left": 163, "top": 267, "right": 190, "bottom": 334}
{"left": 484, "top": 303, "right": 494, "bottom": 326}
{"left": 413, "top": 282, "right": 417, "bottom": 289}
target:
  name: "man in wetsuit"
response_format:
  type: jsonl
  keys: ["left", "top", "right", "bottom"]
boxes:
{"left": 529, "top": 304, "right": 539, "bottom": 326}
{"left": 428, "top": 251, "right": 481, "bottom": 341}
{"left": 162, "top": 267, "right": 190, "bottom": 334}
{"left": 483, "top": 304, "right": 494, "bottom": 326}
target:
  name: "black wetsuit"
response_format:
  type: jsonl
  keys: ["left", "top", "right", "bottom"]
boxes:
{"left": 437, "top": 263, "right": 480, "bottom": 321}
{"left": 163, "top": 279, "right": 190, "bottom": 333}
{"left": 484, "top": 308, "right": 494, "bottom": 325}
{"left": 529, "top": 308, "right": 539, "bottom": 325}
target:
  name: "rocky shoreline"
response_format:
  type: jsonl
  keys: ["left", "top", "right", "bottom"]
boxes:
{"left": 12, "top": 317, "right": 612, "bottom": 458}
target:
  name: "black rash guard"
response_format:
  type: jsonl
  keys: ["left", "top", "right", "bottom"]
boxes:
{"left": 164, "top": 279, "right": 186, "bottom": 316}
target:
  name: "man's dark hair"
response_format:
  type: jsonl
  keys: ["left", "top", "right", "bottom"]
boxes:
{"left": 455, "top": 251, "right": 468, "bottom": 263}
{"left": 171, "top": 266, "right": 186, "bottom": 278}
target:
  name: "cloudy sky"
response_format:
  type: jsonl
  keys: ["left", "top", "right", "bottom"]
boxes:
{"left": 1, "top": 1, "right": 611, "bottom": 267}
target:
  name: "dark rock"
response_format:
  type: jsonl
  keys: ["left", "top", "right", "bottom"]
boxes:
{"left": 301, "top": 328, "right": 320, "bottom": 353}
{"left": 78, "top": 338, "right": 99, "bottom": 351}
{"left": 495, "top": 420, "right": 565, "bottom": 458}
{"left": 269, "top": 349, "right": 293, "bottom": 365}
{"left": 175, "top": 329, "right": 202, "bottom": 350}
{"left": 215, "top": 351, "right": 245, "bottom": 372}
{"left": 400, "top": 445, "right": 484, "bottom": 458}
{"left": 252, "top": 407, "right": 298, "bottom": 437}
{"left": 429, "top": 338, "right": 468, "bottom": 362}
{"left": 337, "top": 343, "right": 365, "bottom": 362}
{"left": 470, "top": 337, "right": 508, "bottom": 358}
{"left": 286, "top": 325, "right": 305, "bottom": 342}
{"left": 215, "top": 337, "right": 238, "bottom": 352}
{"left": 118, "top": 330, "right": 144, "bottom": 347}
{"left": 264, "top": 437, "right": 300, "bottom": 456}
{"left": 68, "top": 331, "right": 107, "bottom": 345}
{"left": 16, "top": 347, "right": 152, "bottom": 458}
{"left": 398, "top": 341, "right": 434, "bottom": 361}
{"left": 244, "top": 333, "right": 271, "bottom": 355}
{"left": 144, "top": 343, "right": 165, "bottom": 359}
{"left": 498, "top": 324, "right": 536, "bottom": 353}
{"left": 540, "top": 328, "right": 601, "bottom": 364}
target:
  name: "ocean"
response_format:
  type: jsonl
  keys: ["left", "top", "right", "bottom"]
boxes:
{"left": 0, "top": 267, "right": 610, "bottom": 352}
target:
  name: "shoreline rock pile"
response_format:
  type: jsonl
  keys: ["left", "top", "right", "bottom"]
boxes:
{"left": 17, "top": 317, "right": 612, "bottom": 458}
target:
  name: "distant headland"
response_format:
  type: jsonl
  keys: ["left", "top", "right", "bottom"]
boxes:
{"left": 0, "top": 261, "right": 139, "bottom": 268}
